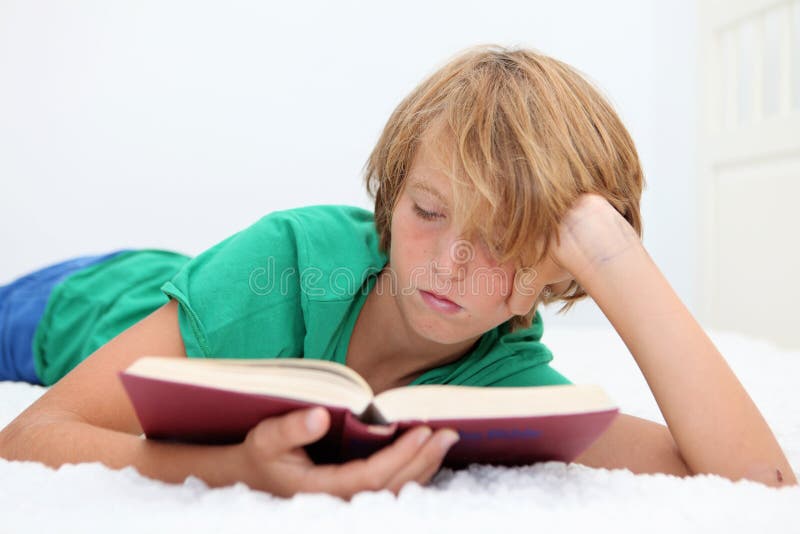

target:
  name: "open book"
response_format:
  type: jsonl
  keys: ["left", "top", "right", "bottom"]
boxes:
{"left": 118, "top": 356, "right": 619, "bottom": 468}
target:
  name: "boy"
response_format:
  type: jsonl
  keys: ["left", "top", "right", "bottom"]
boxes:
{"left": 0, "top": 45, "right": 795, "bottom": 499}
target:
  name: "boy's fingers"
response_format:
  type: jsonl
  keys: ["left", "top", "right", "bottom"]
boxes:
{"left": 506, "top": 267, "right": 544, "bottom": 316}
{"left": 307, "top": 425, "right": 435, "bottom": 499}
{"left": 248, "top": 407, "right": 330, "bottom": 459}
{"left": 385, "top": 428, "right": 460, "bottom": 494}
{"left": 506, "top": 255, "right": 576, "bottom": 317}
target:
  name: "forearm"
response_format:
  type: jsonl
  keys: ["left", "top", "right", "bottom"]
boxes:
{"left": 0, "top": 416, "right": 244, "bottom": 488}
{"left": 577, "top": 243, "right": 796, "bottom": 488}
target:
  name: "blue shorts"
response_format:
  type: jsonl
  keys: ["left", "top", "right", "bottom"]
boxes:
{"left": 0, "top": 250, "right": 132, "bottom": 385}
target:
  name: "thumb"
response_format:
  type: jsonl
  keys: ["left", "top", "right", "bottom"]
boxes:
{"left": 249, "top": 407, "right": 330, "bottom": 457}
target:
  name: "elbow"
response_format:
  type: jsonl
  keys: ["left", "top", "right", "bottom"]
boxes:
{"left": 0, "top": 422, "right": 21, "bottom": 461}
{"left": 682, "top": 459, "right": 798, "bottom": 489}
{"left": 738, "top": 464, "right": 798, "bottom": 489}
{"left": 662, "top": 434, "right": 797, "bottom": 488}
{"left": 0, "top": 417, "right": 41, "bottom": 462}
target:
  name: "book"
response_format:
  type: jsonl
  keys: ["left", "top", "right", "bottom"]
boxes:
{"left": 118, "top": 356, "right": 619, "bottom": 468}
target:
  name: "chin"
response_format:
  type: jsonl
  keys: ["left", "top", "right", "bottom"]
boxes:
{"left": 396, "top": 291, "right": 478, "bottom": 345}
{"left": 407, "top": 314, "right": 478, "bottom": 346}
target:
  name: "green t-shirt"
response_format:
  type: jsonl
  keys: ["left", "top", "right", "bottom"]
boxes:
{"left": 34, "top": 204, "right": 572, "bottom": 388}
{"left": 33, "top": 249, "right": 191, "bottom": 385}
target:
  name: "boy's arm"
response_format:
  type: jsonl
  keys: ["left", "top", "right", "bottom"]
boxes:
{"left": 0, "top": 300, "right": 458, "bottom": 499}
{"left": 0, "top": 405, "right": 450, "bottom": 499}
{"left": 572, "top": 412, "right": 691, "bottom": 477}
{"left": 554, "top": 194, "right": 796, "bottom": 488}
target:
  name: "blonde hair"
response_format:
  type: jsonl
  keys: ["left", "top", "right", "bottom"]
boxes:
{"left": 363, "top": 44, "right": 645, "bottom": 332}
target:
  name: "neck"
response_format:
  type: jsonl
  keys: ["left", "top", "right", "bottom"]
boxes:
{"left": 345, "top": 266, "right": 481, "bottom": 393}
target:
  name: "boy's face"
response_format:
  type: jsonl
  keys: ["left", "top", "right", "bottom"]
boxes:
{"left": 387, "top": 134, "right": 528, "bottom": 345}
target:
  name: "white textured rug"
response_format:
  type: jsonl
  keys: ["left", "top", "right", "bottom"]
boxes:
{"left": 1, "top": 326, "right": 798, "bottom": 533}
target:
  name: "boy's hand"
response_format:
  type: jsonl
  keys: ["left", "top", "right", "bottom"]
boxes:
{"left": 236, "top": 406, "right": 459, "bottom": 500}
{"left": 546, "top": 193, "right": 641, "bottom": 284}
{"left": 506, "top": 193, "right": 640, "bottom": 316}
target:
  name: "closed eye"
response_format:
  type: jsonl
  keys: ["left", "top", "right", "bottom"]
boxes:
{"left": 413, "top": 204, "right": 443, "bottom": 221}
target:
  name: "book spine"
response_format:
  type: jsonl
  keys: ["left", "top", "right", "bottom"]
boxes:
{"left": 338, "top": 410, "right": 400, "bottom": 462}
{"left": 304, "top": 407, "right": 349, "bottom": 464}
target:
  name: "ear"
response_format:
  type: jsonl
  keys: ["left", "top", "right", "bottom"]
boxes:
{"left": 505, "top": 267, "right": 546, "bottom": 317}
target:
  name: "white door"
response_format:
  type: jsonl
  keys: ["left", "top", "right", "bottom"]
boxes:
{"left": 698, "top": 0, "right": 800, "bottom": 349}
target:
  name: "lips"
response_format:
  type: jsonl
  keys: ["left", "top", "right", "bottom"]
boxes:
{"left": 423, "top": 289, "right": 459, "bottom": 307}
{"left": 419, "top": 289, "right": 463, "bottom": 315}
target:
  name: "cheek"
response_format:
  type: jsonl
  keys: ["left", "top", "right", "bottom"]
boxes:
{"left": 459, "top": 262, "right": 515, "bottom": 311}
{"left": 467, "top": 268, "right": 514, "bottom": 302}
{"left": 391, "top": 213, "right": 431, "bottom": 260}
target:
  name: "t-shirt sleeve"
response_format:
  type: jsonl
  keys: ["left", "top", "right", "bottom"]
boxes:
{"left": 160, "top": 210, "right": 307, "bottom": 359}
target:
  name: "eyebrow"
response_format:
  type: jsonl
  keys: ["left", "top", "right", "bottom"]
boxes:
{"left": 409, "top": 180, "right": 448, "bottom": 203}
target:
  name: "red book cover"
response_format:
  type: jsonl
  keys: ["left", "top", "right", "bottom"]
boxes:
{"left": 118, "top": 372, "right": 619, "bottom": 468}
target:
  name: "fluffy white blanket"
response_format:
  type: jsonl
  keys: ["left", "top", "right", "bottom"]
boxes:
{"left": 1, "top": 326, "right": 798, "bottom": 533}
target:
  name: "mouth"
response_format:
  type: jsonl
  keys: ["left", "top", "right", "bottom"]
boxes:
{"left": 419, "top": 289, "right": 462, "bottom": 314}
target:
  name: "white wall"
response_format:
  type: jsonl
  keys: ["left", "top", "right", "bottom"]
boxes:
{"left": 0, "top": 0, "right": 699, "bottom": 329}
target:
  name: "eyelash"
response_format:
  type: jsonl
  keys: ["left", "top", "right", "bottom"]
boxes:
{"left": 411, "top": 202, "right": 502, "bottom": 255}
{"left": 413, "top": 204, "right": 442, "bottom": 221}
